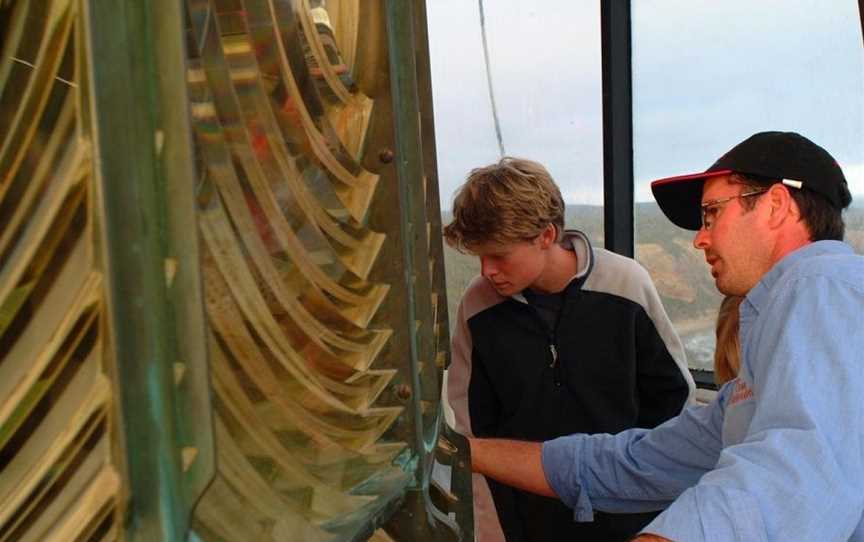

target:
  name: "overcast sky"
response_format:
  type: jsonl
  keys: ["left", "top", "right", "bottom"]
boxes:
{"left": 426, "top": 0, "right": 864, "bottom": 209}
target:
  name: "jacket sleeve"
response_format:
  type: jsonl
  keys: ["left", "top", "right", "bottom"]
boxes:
{"left": 447, "top": 297, "right": 475, "bottom": 436}
{"left": 581, "top": 249, "right": 695, "bottom": 417}
{"left": 447, "top": 290, "right": 508, "bottom": 542}
{"left": 447, "top": 295, "right": 500, "bottom": 437}
{"left": 634, "top": 306, "right": 691, "bottom": 428}
{"left": 629, "top": 259, "right": 695, "bottom": 426}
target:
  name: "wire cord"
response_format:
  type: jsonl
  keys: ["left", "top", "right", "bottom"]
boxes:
{"left": 478, "top": 0, "right": 506, "bottom": 157}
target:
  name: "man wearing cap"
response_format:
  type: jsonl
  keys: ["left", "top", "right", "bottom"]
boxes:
{"left": 466, "top": 131, "right": 864, "bottom": 540}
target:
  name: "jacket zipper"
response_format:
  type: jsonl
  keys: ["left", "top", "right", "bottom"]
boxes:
{"left": 524, "top": 293, "right": 567, "bottom": 387}
{"left": 550, "top": 294, "right": 568, "bottom": 387}
{"left": 548, "top": 334, "right": 562, "bottom": 386}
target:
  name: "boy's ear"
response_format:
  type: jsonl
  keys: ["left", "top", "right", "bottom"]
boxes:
{"left": 539, "top": 223, "right": 557, "bottom": 248}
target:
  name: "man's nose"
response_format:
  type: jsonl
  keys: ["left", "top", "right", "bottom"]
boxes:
{"left": 693, "top": 227, "right": 710, "bottom": 250}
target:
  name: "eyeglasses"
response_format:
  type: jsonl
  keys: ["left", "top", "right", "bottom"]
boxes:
{"left": 700, "top": 189, "right": 768, "bottom": 230}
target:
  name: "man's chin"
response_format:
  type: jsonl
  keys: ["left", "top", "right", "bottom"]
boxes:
{"left": 714, "top": 277, "right": 749, "bottom": 297}
{"left": 713, "top": 275, "right": 731, "bottom": 295}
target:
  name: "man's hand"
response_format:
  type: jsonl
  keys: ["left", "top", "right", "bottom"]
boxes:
{"left": 469, "top": 437, "right": 557, "bottom": 498}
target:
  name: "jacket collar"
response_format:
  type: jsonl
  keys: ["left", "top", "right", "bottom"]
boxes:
{"left": 561, "top": 229, "right": 594, "bottom": 281}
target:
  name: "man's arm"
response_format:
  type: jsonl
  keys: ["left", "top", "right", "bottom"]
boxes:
{"left": 644, "top": 275, "right": 864, "bottom": 540}
{"left": 470, "top": 396, "right": 723, "bottom": 524}
{"left": 468, "top": 437, "right": 556, "bottom": 498}
{"left": 542, "top": 399, "right": 722, "bottom": 521}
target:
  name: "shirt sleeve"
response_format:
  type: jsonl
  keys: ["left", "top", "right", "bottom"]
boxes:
{"left": 644, "top": 275, "right": 864, "bottom": 541}
{"left": 541, "top": 395, "right": 725, "bottom": 521}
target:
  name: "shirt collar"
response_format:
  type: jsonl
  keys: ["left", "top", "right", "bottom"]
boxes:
{"left": 744, "top": 240, "right": 853, "bottom": 315}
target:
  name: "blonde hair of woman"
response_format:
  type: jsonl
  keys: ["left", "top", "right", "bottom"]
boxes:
{"left": 714, "top": 295, "right": 743, "bottom": 386}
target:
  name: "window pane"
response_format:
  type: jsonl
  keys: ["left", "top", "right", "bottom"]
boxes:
{"left": 632, "top": 0, "right": 864, "bottom": 372}
{"left": 426, "top": 0, "right": 604, "bottom": 319}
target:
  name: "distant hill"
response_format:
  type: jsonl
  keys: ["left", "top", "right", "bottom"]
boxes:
{"left": 440, "top": 204, "right": 864, "bottom": 370}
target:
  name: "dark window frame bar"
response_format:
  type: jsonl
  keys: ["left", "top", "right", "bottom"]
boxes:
{"left": 859, "top": 0, "right": 864, "bottom": 46}
{"left": 601, "top": 1, "right": 719, "bottom": 389}
{"left": 601, "top": 0, "right": 634, "bottom": 258}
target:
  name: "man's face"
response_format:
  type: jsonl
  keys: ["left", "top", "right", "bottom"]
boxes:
{"left": 692, "top": 175, "right": 772, "bottom": 296}
{"left": 471, "top": 235, "right": 548, "bottom": 297}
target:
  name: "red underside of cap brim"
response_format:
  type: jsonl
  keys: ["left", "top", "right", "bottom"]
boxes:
{"left": 650, "top": 169, "right": 733, "bottom": 230}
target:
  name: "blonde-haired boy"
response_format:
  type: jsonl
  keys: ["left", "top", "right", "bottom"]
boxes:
{"left": 445, "top": 157, "right": 693, "bottom": 541}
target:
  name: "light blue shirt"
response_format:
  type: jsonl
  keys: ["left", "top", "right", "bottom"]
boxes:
{"left": 542, "top": 241, "right": 864, "bottom": 541}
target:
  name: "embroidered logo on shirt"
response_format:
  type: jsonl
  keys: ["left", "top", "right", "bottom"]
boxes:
{"left": 728, "top": 378, "right": 755, "bottom": 407}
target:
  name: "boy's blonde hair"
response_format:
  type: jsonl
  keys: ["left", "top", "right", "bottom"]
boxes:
{"left": 443, "top": 157, "right": 565, "bottom": 251}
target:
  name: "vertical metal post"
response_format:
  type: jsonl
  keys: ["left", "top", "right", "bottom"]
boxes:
{"left": 858, "top": 0, "right": 863, "bottom": 46}
{"left": 84, "top": 1, "right": 212, "bottom": 539}
{"left": 382, "top": 0, "right": 470, "bottom": 539}
{"left": 384, "top": 0, "right": 430, "bottom": 482}
{"left": 601, "top": 0, "right": 635, "bottom": 257}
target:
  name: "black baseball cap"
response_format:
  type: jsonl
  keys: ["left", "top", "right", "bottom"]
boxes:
{"left": 651, "top": 131, "right": 851, "bottom": 230}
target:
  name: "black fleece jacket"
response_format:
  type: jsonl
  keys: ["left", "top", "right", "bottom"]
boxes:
{"left": 448, "top": 231, "right": 694, "bottom": 541}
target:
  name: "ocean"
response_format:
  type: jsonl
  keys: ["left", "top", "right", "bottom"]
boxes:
{"left": 682, "top": 329, "right": 716, "bottom": 372}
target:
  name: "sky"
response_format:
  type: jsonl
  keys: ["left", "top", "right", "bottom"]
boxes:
{"left": 426, "top": 0, "right": 864, "bottom": 209}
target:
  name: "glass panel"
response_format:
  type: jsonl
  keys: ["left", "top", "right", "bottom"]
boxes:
{"left": 426, "top": 0, "right": 604, "bottom": 330}
{"left": 633, "top": 0, "right": 864, "bottom": 372}
{"left": 3, "top": 0, "right": 460, "bottom": 538}
{"left": 188, "top": 0, "right": 457, "bottom": 538}
{"left": 0, "top": 0, "right": 123, "bottom": 538}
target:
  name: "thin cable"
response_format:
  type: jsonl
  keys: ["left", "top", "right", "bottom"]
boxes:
{"left": 478, "top": 0, "right": 506, "bottom": 157}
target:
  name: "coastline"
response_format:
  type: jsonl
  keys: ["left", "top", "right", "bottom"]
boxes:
{"left": 674, "top": 312, "right": 717, "bottom": 335}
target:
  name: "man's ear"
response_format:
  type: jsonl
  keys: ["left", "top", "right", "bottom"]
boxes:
{"left": 765, "top": 183, "right": 797, "bottom": 229}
